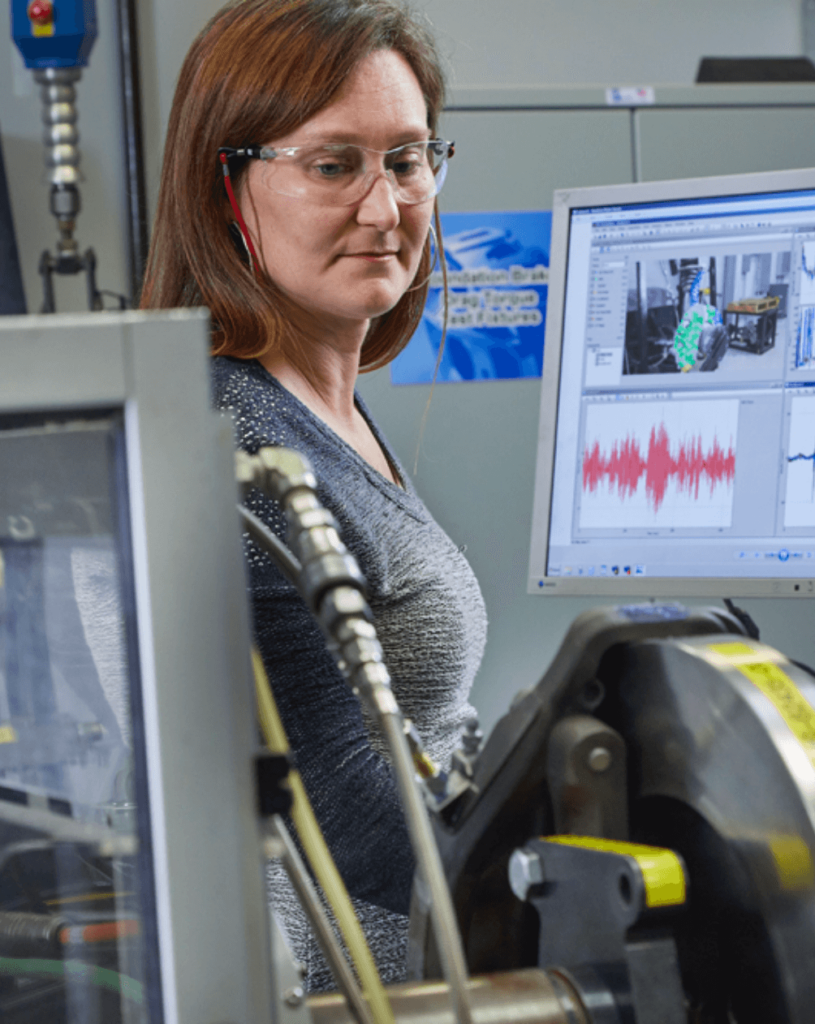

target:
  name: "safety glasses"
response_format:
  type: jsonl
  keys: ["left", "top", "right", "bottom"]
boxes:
{"left": 218, "top": 138, "right": 454, "bottom": 207}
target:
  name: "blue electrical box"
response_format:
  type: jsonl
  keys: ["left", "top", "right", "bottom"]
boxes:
{"left": 11, "top": 0, "right": 97, "bottom": 69}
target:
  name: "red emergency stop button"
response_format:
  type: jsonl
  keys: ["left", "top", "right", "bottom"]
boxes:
{"left": 27, "top": 0, "right": 53, "bottom": 26}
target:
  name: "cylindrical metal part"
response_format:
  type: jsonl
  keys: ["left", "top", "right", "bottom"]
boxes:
{"left": 50, "top": 185, "right": 80, "bottom": 218}
{"left": 307, "top": 969, "right": 578, "bottom": 1024}
{"left": 0, "top": 911, "right": 67, "bottom": 957}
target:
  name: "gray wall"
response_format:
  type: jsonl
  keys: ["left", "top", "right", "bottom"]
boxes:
{"left": 426, "top": 0, "right": 802, "bottom": 88}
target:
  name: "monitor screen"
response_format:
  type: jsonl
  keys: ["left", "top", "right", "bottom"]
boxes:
{"left": 528, "top": 167, "right": 815, "bottom": 596}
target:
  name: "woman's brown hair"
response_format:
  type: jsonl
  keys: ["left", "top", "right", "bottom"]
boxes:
{"left": 140, "top": 0, "right": 446, "bottom": 371}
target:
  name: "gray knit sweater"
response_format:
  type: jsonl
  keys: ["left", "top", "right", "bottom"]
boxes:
{"left": 211, "top": 356, "right": 487, "bottom": 991}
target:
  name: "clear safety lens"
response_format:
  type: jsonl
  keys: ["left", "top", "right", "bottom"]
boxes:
{"left": 258, "top": 139, "right": 450, "bottom": 206}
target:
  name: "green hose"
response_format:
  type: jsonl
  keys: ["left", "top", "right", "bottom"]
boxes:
{"left": 0, "top": 957, "right": 143, "bottom": 1004}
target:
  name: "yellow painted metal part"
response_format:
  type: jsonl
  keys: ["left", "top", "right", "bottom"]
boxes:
{"left": 707, "top": 641, "right": 815, "bottom": 769}
{"left": 544, "top": 835, "right": 686, "bottom": 908}
{"left": 768, "top": 834, "right": 815, "bottom": 892}
{"left": 701, "top": 641, "right": 815, "bottom": 892}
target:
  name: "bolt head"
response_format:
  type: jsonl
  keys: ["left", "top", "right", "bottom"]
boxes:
{"left": 508, "top": 847, "right": 544, "bottom": 901}
{"left": 588, "top": 746, "right": 613, "bottom": 773}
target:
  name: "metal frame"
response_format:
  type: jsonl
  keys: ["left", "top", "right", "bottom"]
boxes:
{"left": 0, "top": 310, "right": 273, "bottom": 1024}
{"left": 529, "top": 165, "right": 815, "bottom": 598}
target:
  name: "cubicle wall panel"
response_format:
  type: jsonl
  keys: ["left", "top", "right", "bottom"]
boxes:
{"left": 440, "top": 108, "right": 633, "bottom": 209}
{"left": 638, "top": 107, "right": 815, "bottom": 182}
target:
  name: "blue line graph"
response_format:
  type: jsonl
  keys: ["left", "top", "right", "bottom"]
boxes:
{"left": 788, "top": 448, "right": 815, "bottom": 498}
{"left": 800, "top": 242, "right": 815, "bottom": 311}
{"left": 796, "top": 305, "right": 815, "bottom": 367}
{"left": 803, "top": 246, "right": 815, "bottom": 282}
{"left": 785, "top": 396, "right": 815, "bottom": 526}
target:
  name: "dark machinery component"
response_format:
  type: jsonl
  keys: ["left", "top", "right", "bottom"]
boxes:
{"left": 0, "top": 131, "right": 26, "bottom": 315}
{"left": 520, "top": 837, "right": 688, "bottom": 1024}
{"left": 410, "top": 603, "right": 815, "bottom": 1022}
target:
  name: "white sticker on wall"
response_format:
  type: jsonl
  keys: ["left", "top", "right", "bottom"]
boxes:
{"left": 606, "top": 86, "right": 656, "bottom": 106}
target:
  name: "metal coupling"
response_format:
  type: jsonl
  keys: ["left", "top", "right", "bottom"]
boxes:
{"left": 299, "top": 552, "right": 366, "bottom": 613}
{"left": 351, "top": 659, "right": 391, "bottom": 696}
{"left": 235, "top": 447, "right": 318, "bottom": 503}
{"left": 296, "top": 523, "right": 345, "bottom": 564}
{"left": 318, "top": 586, "right": 371, "bottom": 635}
{"left": 258, "top": 447, "right": 318, "bottom": 502}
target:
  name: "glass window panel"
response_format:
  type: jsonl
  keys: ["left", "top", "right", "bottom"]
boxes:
{"left": 0, "top": 411, "right": 155, "bottom": 1024}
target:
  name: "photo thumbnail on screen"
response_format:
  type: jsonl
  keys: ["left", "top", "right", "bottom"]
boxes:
{"left": 624, "top": 251, "right": 791, "bottom": 375}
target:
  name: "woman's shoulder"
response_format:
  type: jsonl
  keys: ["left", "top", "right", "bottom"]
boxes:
{"left": 210, "top": 355, "right": 314, "bottom": 453}
{"left": 211, "top": 355, "right": 273, "bottom": 407}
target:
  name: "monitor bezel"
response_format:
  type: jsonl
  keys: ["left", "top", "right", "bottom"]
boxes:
{"left": 529, "top": 165, "right": 815, "bottom": 598}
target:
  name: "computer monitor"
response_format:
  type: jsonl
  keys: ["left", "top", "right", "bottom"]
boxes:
{"left": 528, "top": 167, "right": 815, "bottom": 597}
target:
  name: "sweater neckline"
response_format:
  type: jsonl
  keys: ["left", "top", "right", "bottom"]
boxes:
{"left": 244, "top": 360, "right": 428, "bottom": 517}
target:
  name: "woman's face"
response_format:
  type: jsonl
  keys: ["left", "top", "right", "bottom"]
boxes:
{"left": 240, "top": 49, "right": 434, "bottom": 338}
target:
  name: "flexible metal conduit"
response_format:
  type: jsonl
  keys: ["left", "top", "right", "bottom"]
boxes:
{"left": 236, "top": 447, "right": 476, "bottom": 1024}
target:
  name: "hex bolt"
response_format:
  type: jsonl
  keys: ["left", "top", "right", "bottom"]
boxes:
{"left": 587, "top": 745, "right": 612, "bottom": 773}
{"left": 508, "top": 847, "right": 545, "bottom": 902}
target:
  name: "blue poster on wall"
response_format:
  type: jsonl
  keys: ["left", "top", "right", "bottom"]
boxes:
{"left": 390, "top": 210, "right": 551, "bottom": 384}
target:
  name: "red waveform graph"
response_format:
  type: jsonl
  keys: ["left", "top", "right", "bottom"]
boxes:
{"left": 579, "top": 400, "right": 739, "bottom": 529}
{"left": 583, "top": 424, "right": 736, "bottom": 512}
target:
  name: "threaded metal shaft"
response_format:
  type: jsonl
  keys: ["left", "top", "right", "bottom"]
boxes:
{"left": 35, "top": 67, "right": 82, "bottom": 187}
{"left": 34, "top": 67, "right": 83, "bottom": 255}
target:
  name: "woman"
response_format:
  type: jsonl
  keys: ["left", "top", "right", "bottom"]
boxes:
{"left": 141, "top": 0, "right": 487, "bottom": 992}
